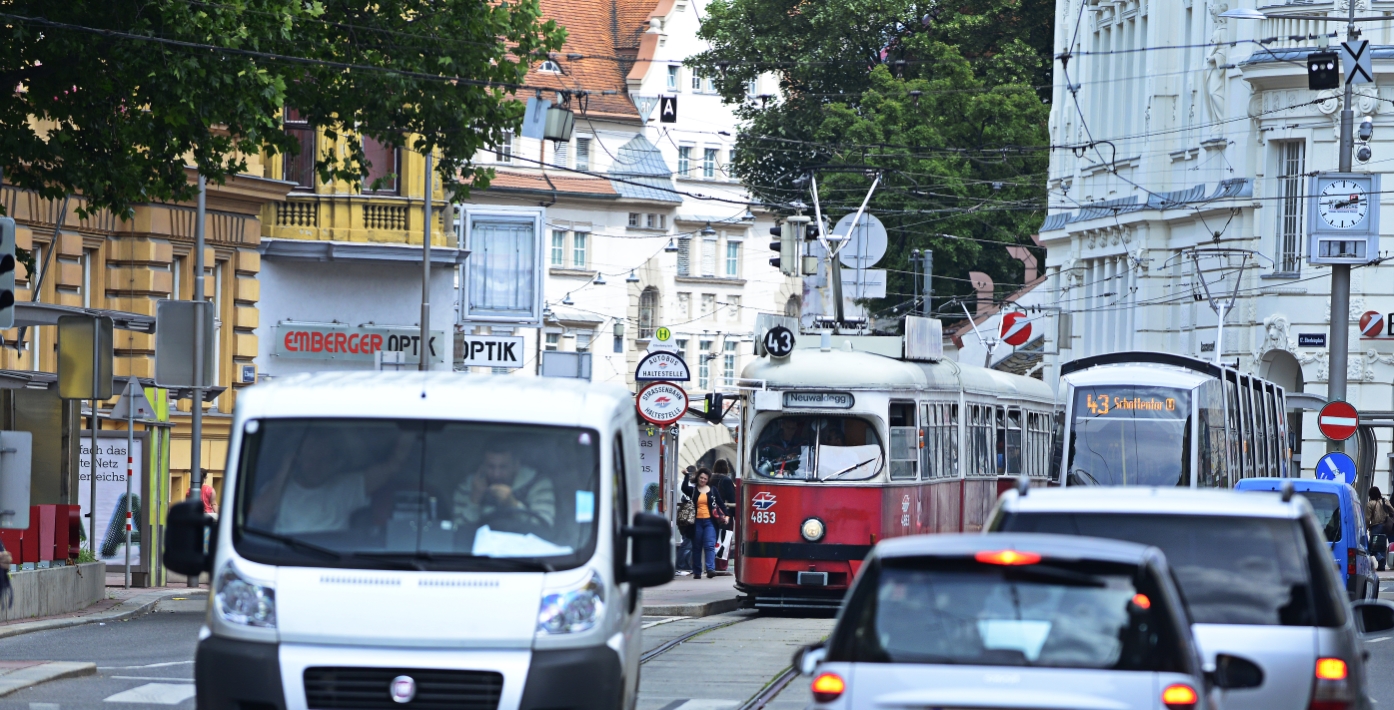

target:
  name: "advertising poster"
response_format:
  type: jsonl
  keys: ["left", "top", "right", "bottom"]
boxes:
{"left": 79, "top": 436, "right": 144, "bottom": 566}
{"left": 638, "top": 426, "right": 662, "bottom": 513}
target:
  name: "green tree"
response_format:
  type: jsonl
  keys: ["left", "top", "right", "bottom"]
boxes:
{"left": 0, "top": 1, "right": 565, "bottom": 217}
{"left": 688, "top": 0, "right": 1051, "bottom": 321}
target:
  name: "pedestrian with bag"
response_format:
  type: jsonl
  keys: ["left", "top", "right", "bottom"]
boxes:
{"left": 709, "top": 460, "right": 738, "bottom": 576}
{"left": 675, "top": 467, "right": 697, "bottom": 575}
{"left": 681, "top": 467, "right": 727, "bottom": 579}
{"left": 1368, "top": 487, "right": 1394, "bottom": 571}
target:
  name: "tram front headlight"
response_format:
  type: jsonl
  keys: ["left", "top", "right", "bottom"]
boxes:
{"left": 801, "top": 517, "right": 826, "bottom": 542}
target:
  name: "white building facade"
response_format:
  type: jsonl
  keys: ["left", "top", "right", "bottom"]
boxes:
{"left": 1039, "top": 0, "right": 1394, "bottom": 484}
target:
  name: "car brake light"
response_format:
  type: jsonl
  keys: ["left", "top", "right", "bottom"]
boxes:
{"left": 1315, "top": 658, "right": 1347, "bottom": 680}
{"left": 811, "top": 672, "right": 845, "bottom": 703}
{"left": 974, "top": 550, "right": 1042, "bottom": 566}
{"left": 1131, "top": 593, "right": 1151, "bottom": 610}
{"left": 1347, "top": 548, "right": 1356, "bottom": 576}
{"left": 1162, "top": 683, "right": 1198, "bottom": 709}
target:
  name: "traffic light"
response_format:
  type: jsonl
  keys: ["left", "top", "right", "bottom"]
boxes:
{"left": 703, "top": 392, "right": 724, "bottom": 424}
{"left": 0, "top": 217, "right": 15, "bottom": 329}
{"left": 1308, "top": 51, "right": 1339, "bottom": 90}
{"left": 768, "top": 222, "right": 797, "bottom": 276}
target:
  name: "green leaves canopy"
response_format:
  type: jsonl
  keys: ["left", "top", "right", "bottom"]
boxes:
{"left": 0, "top": 0, "right": 566, "bottom": 217}
{"left": 688, "top": 0, "right": 1051, "bottom": 318}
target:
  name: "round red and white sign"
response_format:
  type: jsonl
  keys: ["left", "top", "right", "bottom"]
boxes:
{"left": 1360, "top": 311, "right": 1385, "bottom": 338}
{"left": 1001, "top": 312, "right": 1032, "bottom": 347}
{"left": 636, "top": 381, "right": 689, "bottom": 426}
{"left": 1318, "top": 400, "right": 1360, "bottom": 441}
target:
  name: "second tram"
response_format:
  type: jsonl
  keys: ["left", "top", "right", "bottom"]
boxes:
{"left": 1057, "top": 351, "right": 1291, "bottom": 487}
{"left": 733, "top": 342, "right": 1055, "bottom": 610}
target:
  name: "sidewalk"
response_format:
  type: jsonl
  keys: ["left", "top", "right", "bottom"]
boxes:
{"left": 0, "top": 661, "right": 97, "bottom": 698}
{"left": 643, "top": 574, "right": 742, "bottom": 617}
{"left": 0, "top": 585, "right": 206, "bottom": 640}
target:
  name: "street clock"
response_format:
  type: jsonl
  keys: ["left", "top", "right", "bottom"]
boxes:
{"left": 1308, "top": 172, "right": 1381, "bottom": 264}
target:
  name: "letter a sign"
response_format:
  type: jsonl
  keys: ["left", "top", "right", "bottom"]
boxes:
{"left": 660, "top": 96, "right": 678, "bottom": 123}
{"left": 1343, "top": 40, "right": 1373, "bottom": 85}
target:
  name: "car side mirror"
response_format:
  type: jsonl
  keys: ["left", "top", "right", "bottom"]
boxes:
{"left": 793, "top": 642, "right": 827, "bottom": 676}
{"left": 622, "top": 512, "right": 673, "bottom": 588}
{"left": 1353, "top": 600, "right": 1394, "bottom": 635}
{"left": 164, "top": 498, "right": 213, "bottom": 576}
{"left": 1207, "top": 653, "right": 1264, "bottom": 690}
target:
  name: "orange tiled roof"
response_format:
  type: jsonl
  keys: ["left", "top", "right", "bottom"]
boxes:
{"left": 485, "top": 169, "right": 619, "bottom": 198}
{"left": 521, "top": 0, "right": 658, "bottom": 121}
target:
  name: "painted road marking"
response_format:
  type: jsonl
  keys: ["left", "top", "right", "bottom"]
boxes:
{"left": 104, "top": 683, "right": 197, "bottom": 705}
{"left": 97, "top": 661, "right": 193, "bottom": 670}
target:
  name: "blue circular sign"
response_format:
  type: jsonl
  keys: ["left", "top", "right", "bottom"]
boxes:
{"left": 1316, "top": 452, "right": 1357, "bottom": 485}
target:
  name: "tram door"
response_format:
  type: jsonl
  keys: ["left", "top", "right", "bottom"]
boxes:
{"left": 888, "top": 401, "right": 921, "bottom": 538}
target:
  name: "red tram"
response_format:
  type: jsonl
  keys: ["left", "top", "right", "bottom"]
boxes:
{"left": 732, "top": 343, "right": 1057, "bottom": 610}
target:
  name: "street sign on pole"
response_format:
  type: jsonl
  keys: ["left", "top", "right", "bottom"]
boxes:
{"left": 635, "top": 351, "right": 691, "bottom": 381}
{"left": 636, "top": 381, "right": 688, "bottom": 426}
{"left": 1001, "top": 312, "right": 1032, "bottom": 347}
{"left": 56, "top": 315, "right": 114, "bottom": 400}
{"left": 1316, "top": 451, "right": 1358, "bottom": 484}
{"left": 1318, "top": 400, "right": 1360, "bottom": 441}
{"left": 1342, "top": 40, "right": 1373, "bottom": 85}
{"left": 154, "top": 300, "right": 216, "bottom": 387}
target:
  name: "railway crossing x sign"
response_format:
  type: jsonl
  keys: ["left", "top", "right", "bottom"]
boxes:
{"left": 1342, "top": 40, "right": 1373, "bottom": 85}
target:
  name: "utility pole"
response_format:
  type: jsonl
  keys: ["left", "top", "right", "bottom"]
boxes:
{"left": 421, "top": 153, "right": 433, "bottom": 372}
{"left": 1329, "top": 0, "right": 1358, "bottom": 453}
{"left": 191, "top": 175, "right": 205, "bottom": 499}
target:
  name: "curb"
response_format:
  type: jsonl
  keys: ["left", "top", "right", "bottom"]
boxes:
{"left": 0, "top": 662, "right": 97, "bottom": 697}
{"left": 0, "top": 589, "right": 204, "bottom": 641}
{"left": 643, "top": 597, "right": 743, "bottom": 618}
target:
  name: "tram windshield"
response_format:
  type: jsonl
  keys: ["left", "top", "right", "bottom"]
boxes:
{"left": 753, "top": 415, "right": 883, "bottom": 481}
{"left": 1068, "top": 385, "right": 1191, "bottom": 487}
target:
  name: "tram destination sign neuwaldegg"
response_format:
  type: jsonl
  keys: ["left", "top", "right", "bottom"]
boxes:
{"left": 783, "top": 392, "right": 855, "bottom": 409}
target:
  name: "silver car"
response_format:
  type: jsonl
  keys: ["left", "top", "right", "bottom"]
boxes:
{"left": 795, "top": 532, "right": 1263, "bottom": 710}
{"left": 988, "top": 486, "right": 1394, "bottom": 710}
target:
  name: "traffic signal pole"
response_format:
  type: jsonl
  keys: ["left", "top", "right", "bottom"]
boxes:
{"left": 1330, "top": 0, "right": 1356, "bottom": 453}
{"left": 421, "top": 153, "right": 433, "bottom": 372}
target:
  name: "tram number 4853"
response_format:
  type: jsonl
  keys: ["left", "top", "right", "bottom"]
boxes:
{"left": 751, "top": 510, "right": 777, "bottom": 524}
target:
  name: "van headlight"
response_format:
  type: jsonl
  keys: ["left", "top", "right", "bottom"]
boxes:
{"left": 215, "top": 567, "right": 276, "bottom": 628}
{"left": 537, "top": 571, "right": 604, "bottom": 635}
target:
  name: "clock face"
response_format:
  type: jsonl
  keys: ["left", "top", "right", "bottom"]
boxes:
{"left": 1318, "top": 179, "right": 1370, "bottom": 229}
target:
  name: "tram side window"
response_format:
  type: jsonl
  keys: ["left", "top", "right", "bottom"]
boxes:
{"left": 1005, "top": 409, "right": 1023, "bottom": 475}
{"left": 752, "top": 415, "right": 884, "bottom": 481}
{"left": 1240, "top": 379, "right": 1256, "bottom": 480}
{"left": 1026, "top": 411, "right": 1052, "bottom": 478}
{"left": 1198, "top": 380, "right": 1228, "bottom": 488}
{"left": 1225, "top": 378, "right": 1241, "bottom": 484}
{"left": 889, "top": 402, "right": 918, "bottom": 480}
{"left": 1267, "top": 388, "right": 1283, "bottom": 476}
{"left": 924, "top": 403, "right": 959, "bottom": 478}
{"left": 967, "top": 404, "right": 994, "bottom": 477}
{"left": 1254, "top": 386, "right": 1271, "bottom": 476}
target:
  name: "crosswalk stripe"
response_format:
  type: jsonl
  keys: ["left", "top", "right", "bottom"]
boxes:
{"left": 104, "top": 683, "right": 196, "bottom": 705}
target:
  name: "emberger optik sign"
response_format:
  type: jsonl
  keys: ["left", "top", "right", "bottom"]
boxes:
{"left": 272, "top": 322, "right": 447, "bottom": 363}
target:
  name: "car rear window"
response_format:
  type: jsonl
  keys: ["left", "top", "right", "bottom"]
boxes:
{"left": 993, "top": 513, "right": 1343, "bottom": 627}
{"left": 827, "top": 556, "right": 1189, "bottom": 672}
{"left": 1301, "top": 493, "right": 1342, "bottom": 543}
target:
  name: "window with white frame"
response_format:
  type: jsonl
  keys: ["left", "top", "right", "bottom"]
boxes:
{"left": 572, "top": 231, "right": 588, "bottom": 268}
{"left": 628, "top": 213, "right": 641, "bottom": 227}
{"left": 551, "top": 230, "right": 566, "bottom": 266}
{"left": 704, "top": 76, "right": 715, "bottom": 93}
{"left": 463, "top": 210, "right": 544, "bottom": 324}
{"left": 703, "top": 148, "right": 717, "bottom": 178}
{"left": 725, "top": 240, "right": 740, "bottom": 277}
{"left": 746, "top": 78, "right": 757, "bottom": 96}
{"left": 678, "top": 146, "right": 692, "bottom": 177}
{"left": 667, "top": 65, "right": 680, "bottom": 90}
{"left": 674, "top": 338, "right": 689, "bottom": 362}
{"left": 544, "top": 332, "right": 561, "bottom": 351}
{"left": 554, "top": 141, "right": 569, "bottom": 168}
{"left": 576, "top": 330, "right": 594, "bottom": 352}
{"left": 646, "top": 213, "right": 665, "bottom": 229}
{"left": 639, "top": 287, "right": 660, "bottom": 339}
{"left": 698, "top": 339, "right": 713, "bottom": 389}
{"left": 538, "top": 59, "right": 561, "bottom": 73}
{"left": 494, "top": 131, "right": 515, "bottom": 163}
{"left": 691, "top": 73, "right": 703, "bottom": 92}
{"left": 723, "top": 341, "right": 737, "bottom": 386}
{"left": 1276, "top": 141, "right": 1305, "bottom": 274}
{"left": 576, "top": 137, "right": 592, "bottom": 171}
{"left": 701, "top": 238, "right": 717, "bottom": 276}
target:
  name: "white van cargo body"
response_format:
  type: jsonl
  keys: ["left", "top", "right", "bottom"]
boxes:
{"left": 165, "top": 372, "right": 673, "bottom": 710}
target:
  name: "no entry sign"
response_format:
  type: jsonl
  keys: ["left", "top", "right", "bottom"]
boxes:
{"left": 1001, "top": 312, "right": 1032, "bottom": 347}
{"left": 1318, "top": 400, "right": 1360, "bottom": 441}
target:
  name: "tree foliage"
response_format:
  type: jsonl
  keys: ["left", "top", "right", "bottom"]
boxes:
{"left": 688, "top": 0, "right": 1052, "bottom": 320}
{"left": 0, "top": 1, "right": 565, "bottom": 217}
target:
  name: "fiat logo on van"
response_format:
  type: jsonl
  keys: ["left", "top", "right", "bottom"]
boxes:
{"left": 390, "top": 675, "right": 416, "bottom": 704}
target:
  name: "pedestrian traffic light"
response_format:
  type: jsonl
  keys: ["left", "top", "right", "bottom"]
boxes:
{"left": 0, "top": 218, "right": 16, "bottom": 330}
{"left": 1308, "top": 51, "right": 1340, "bottom": 90}
{"left": 768, "top": 222, "right": 797, "bottom": 276}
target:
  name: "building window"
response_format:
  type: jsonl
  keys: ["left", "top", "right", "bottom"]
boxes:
{"left": 551, "top": 230, "right": 566, "bottom": 266}
{"left": 572, "top": 231, "right": 588, "bottom": 268}
{"left": 692, "top": 73, "right": 703, "bottom": 92}
{"left": 678, "top": 146, "right": 691, "bottom": 177}
{"left": 646, "top": 213, "right": 665, "bottom": 229}
{"left": 465, "top": 213, "right": 542, "bottom": 322}
{"left": 628, "top": 213, "right": 641, "bottom": 227}
{"left": 538, "top": 59, "right": 561, "bottom": 73}
{"left": 576, "top": 330, "right": 594, "bottom": 352}
{"left": 675, "top": 338, "right": 689, "bottom": 361}
{"left": 545, "top": 332, "right": 561, "bottom": 351}
{"left": 676, "top": 237, "right": 691, "bottom": 277}
{"left": 700, "top": 293, "right": 716, "bottom": 319}
{"left": 703, "top": 148, "right": 717, "bottom": 178}
{"left": 638, "top": 287, "right": 659, "bottom": 339}
{"left": 1277, "top": 141, "right": 1305, "bottom": 274}
{"left": 701, "top": 238, "right": 717, "bottom": 276}
{"left": 746, "top": 78, "right": 757, "bottom": 96}
{"left": 698, "top": 339, "right": 713, "bottom": 389}
{"left": 283, "top": 107, "right": 316, "bottom": 190}
{"left": 361, "top": 137, "right": 400, "bottom": 195}
{"left": 667, "top": 65, "right": 680, "bottom": 90}
{"left": 172, "top": 255, "right": 184, "bottom": 301}
{"left": 725, "top": 241, "right": 740, "bottom": 277}
{"left": 554, "top": 141, "right": 569, "bottom": 168}
{"left": 723, "top": 341, "right": 737, "bottom": 386}
{"left": 81, "top": 249, "right": 93, "bottom": 308}
{"left": 677, "top": 292, "right": 691, "bottom": 319}
{"left": 576, "top": 137, "right": 591, "bottom": 171}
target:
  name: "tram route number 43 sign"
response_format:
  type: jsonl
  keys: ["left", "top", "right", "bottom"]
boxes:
{"left": 636, "top": 381, "right": 688, "bottom": 426}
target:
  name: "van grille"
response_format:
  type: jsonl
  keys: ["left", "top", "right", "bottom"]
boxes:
{"left": 303, "top": 667, "right": 503, "bottom": 710}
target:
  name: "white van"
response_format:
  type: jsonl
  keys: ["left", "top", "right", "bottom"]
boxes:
{"left": 165, "top": 372, "right": 673, "bottom": 710}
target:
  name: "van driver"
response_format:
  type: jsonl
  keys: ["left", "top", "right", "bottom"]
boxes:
{"left": 453, "top": 447, "right": 556, "bottom": 533}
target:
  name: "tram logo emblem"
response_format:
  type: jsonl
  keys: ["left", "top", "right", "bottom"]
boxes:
{"left": 752, "top": 492, "right": 777, "bottom": 511}
{"left": 901, "top": 494, "right": 911, "bottom": 513}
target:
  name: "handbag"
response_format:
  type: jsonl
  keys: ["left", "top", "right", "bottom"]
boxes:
{"left": 677, "top": 498, "right": 696, "bottom": 526}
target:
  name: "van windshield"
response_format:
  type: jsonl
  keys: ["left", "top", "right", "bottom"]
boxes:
{"left": 232, "top": 419, "right": 600, "bottom": 571}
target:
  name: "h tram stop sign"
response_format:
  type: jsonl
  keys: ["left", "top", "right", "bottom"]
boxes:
{"left": 1318, "top": 400, "right": 1360, "bottom": 441}
{"left": 1000, "top": 312, "right": 1032, "bottom": 347}
{"left": 1316, "top": 452, "right": 1358, "bottom": 485}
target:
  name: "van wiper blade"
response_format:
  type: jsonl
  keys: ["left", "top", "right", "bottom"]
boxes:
{"left": 352, "top": 551, "right": 555, "bottom": 573}
{"left": 241, "top": 527, "right": 344, "bottom": 560}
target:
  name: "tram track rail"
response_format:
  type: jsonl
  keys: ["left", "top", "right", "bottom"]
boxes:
{"left": 737, "top": 666, "right": 799, "bottom": 710}
{"left": 639, "top": 615, "right": 750, "bottom": 663}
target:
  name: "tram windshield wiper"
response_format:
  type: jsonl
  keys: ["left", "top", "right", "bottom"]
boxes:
{"left": 822, "top": 456, "right": 881, "bottom": 481}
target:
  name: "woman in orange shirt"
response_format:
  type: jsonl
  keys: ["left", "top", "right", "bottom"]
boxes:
{"left": 681, "top": 468, "right": 727, "bottom": 579}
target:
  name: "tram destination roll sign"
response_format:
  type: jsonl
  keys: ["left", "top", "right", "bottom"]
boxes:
{"left": 783, "top": 391, "right": 854, "bottom": 409}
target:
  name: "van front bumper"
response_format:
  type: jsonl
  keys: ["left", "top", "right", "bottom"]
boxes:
{"left": 196, "top": 636, "right": 621, "bottom": 710}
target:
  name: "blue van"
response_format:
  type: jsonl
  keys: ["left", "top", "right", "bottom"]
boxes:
{"left": 1235, "top": 477, "right": 1378, "bottom": 600}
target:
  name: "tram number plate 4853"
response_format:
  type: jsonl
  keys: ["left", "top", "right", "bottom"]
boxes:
{"left": 751, "top": 510, "right": 777, "bottom": 524}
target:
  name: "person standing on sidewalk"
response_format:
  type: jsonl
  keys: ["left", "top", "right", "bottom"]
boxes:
{"left": 682, "top": 469, "right": 726, "bottom": 579}
{"left": 1369, "top": 487, "right": 1393, "bottom": 571}
{"left": 709, "top": 461, "right": 737, "bottom": 576}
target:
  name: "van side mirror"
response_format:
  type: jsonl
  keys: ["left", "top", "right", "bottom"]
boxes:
{"left": 1353, "top": 600, "right": 1394, "bottom": 635}
{"left": 622, "top": 512, "right": 673, "bottom": 588}
{"left": 793, "top": 642, "right": 827, "bottom": 676}
{"left": 1207, "top": 653, "right": 1264, "bottom": 690}
{"left": 164, "top": 498, "right": 213, "bottom": 576}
